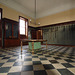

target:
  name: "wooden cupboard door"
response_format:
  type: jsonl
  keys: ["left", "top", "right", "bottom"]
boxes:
{"left": 31, "top": 30, "right": 37, "bottom": 39}
{"left": 37, "top": 30, "right": 43, "bottom": 39}
{"left": 0, "top": 8, "right": 2, "bottom": 47}
{"left": 0, "top": 20, "right": 2, "bottom": 47}
{"left": 31, "top": 29, "right": 43, "bottom": 39}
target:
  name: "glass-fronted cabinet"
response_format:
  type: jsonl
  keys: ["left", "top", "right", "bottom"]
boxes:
{"left": 2, "top": 18, "right": 20, "bottom": 47}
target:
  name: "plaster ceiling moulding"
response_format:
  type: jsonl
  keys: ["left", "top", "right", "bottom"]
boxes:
{"left": 0, "top": 0, "right": 75, "bottom": 19}
{"left": 36, "top": 0, "right": 75, "bottom": 19}
{"left": 14, "top": 0, "right": 35, "bottom": 13}
{"left": 37, "top": 6, "right": 74, "bottom": 19}
{"left": 0, "top": 0, "right": 34, "bottom": 18}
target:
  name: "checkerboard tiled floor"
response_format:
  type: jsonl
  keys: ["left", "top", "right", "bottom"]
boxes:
{"left": 0, "top": 45, "right": 75, "bottom": 75}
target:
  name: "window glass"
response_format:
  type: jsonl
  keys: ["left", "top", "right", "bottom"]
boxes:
{"left": 20, "top": 18, "right": 25, "bottom": 35}
{"left": 0, "top": 12, "right": 1, "bottom": 20}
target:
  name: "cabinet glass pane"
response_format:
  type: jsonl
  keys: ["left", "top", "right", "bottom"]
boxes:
{"left": 6, "top": 22, "right": 12, "bottom": 38}
{"left": 13, "top": 24, "right": 18, "bottom": 38}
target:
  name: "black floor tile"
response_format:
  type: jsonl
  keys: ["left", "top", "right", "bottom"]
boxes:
{"left": 0, "top": 55, "right": 6, "bottom": 57}
{"left": 8, "top": 53, "right": 14, "bottom": 55}
{"left": 54, "top": 57, "right": 61, "bottom": 59}
{"left": 7, "top": 72, "right": 21, "bottom": 75}
{"left": 38, "top": 54, "right": 43, "bottom": 56}
{"left": 0, "top": 63, "right": 4, "bottom": 67}
{"left": 49, "top": 53, "right": 54, "bottom": 55}
{"left": 25, "top": 54, "right": 31, "bottom": 56}
{"left": 0, "top": 67, "right": 11, "bottom": 73}
{"left": 43, "top": 64, "right": 55, "bottom": 70}
{"left": 33, "top": 61, "right": 41, "bottom": 65}
{"left": 2, "top": 57, "right": 10, "bottom": 59}
{"left": 32, "top": 56, "right": 38, "bottom": 58}
{"left": 24, "top": 58, "right": 32, "bottom": 61}
{"left": 57, "top": 69, "right": 74, "bottom": 75}
{"left": 13, "top": 62, "right": 23, "bottom": 66}
{"left": 62, "top": 63, "right": 74, "bottom": 68}
{"left": 34, "top": 70, "right": 47, "bottom": 75}
{"left": 7, "top": 59, "right": 16, "bottom": 62}
{"left": 13, "top": 55, "right": 18, "bottom": 56}
{"left": 40, "top": 58, "right": 47, "bottom": 60}
{"left": 45, "top": 55, "right": 51, "bottom": 57}
{"left": 67, "top": 57, "right": 74, "bottom": 59}
{"left": 49, "top": 60, "right": 59, "bottom": 63}
{"left": 65, "top": 59, "right": 74, "bottom": 62}
{"left": 22, "top": 65, "right": 33, "bottom": 71}
{"left": 57, "top": 55, "right": 63, "bottom": 57}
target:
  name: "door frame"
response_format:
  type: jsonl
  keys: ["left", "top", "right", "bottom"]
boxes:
{"left": 0, "top": 8, "right": 2, "bottom": 48}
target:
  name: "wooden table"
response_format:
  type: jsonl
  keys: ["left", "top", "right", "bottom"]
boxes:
{"left": 21, "top": 39, "right": 47, "bottom": 54}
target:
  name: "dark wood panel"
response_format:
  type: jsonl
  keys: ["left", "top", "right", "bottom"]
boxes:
{"left": 37, "top": 30, "right": 43, "bottom": 39}
{"left": 0, "top": 21, "right": 2, "bottom": 38}
{"left": 20, "top": 35, "right": 28, "bottom": 45}
{"left": 31, "top": 30, "right": 37, "bottom": 39}
{"left": 4, "top": 39, "right": 20, "bottom": 47}
{"left": 37, "top": 21, "right": 75, "bottom": 28}
{"left": 31, "top": 29, "right": 43, "bottom": 40}
{"left": 20, "top": 35, "right": 26, "bottom": 39}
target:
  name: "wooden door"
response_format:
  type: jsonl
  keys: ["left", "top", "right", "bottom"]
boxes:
{"left": 37, "top": 30, "right": 43, "bottom": 39}
{"left": 0, "top": 20, "right": 2, "bottom": 47}
{"left": 31, "top": 29, "right": 43, "bottom": 39}
{"left": 0, "top": 8, "right": 2, "bottom": 47}
{"left": 31, "top": 30, "right": 37, "bottom": 39}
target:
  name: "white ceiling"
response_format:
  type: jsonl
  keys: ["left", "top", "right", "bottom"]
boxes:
{"left": 0, "top": 0, "right": 75, "bottom": 19}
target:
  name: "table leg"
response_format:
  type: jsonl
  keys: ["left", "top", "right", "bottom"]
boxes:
{"left": 21, "top": 41, "right": 22, "bottom": 52}
{"left": 32, "top": 42, "right": 34, "bottom": 54}
{"left": 46, "top": 41, "right": 47, "bottom": 49}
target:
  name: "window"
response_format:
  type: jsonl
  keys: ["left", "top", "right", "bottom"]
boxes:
{"left": 0, "top": 8, "right": 2, "bottom": 20}
{"left": 19, "top": 16, "right": 28, "bottom": 36}
{"left": 0, "top": 13, "right": 1, "bottom": 19}
{"left": 20, "top": 18, "right": 25, "bottom": 35}
{"left": 26, "top": 21, "right": 28, "bottom": 36}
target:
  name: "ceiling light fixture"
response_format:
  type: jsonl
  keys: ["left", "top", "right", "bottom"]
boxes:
{"left": 30, "top": 0, "right": 40, "bottom": 25}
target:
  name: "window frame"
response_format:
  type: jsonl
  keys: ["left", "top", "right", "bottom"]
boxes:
{"left": 19, "top": 16, "right": 28, "bottom": 38}
{"left": 0, "top": 8, "right": 2, "bottom": 20}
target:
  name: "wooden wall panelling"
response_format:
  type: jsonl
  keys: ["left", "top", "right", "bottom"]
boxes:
{"left": 36, "top": 29, "right": 43, "bottom": 39}
{"left": 42, "top": 22, "right": 75, "bottom": 46}
{"left": 31, "top": 29, "right": 37, "bottom": 39}
{"left": 28, "top": 26, "right": 35, "bottom": 39}
{"left": 0, "top": 20, "right": 2, "bottom": 47}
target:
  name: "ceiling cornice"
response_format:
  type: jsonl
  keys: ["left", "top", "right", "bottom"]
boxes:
{"left": 0, "top": 0, "right": 75, "bottom": 19}
{"left": 36, "top": 3, "right": 75, "bottom": 19}
{"left": 0, "top": 0, "right": 34, "bottom": 18}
